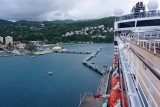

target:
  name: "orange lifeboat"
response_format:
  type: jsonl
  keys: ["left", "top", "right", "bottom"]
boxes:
{"left": 109, "top": 89, "right": 121, "bottom": 106}
{"left": 114, "top": 57, "right": 119, "bottom": 61}
{"left": 114, "top": 54, "right": 118, "bottom": 57}
{"left": 109, "top": 89, "right": 128, "bottom": 107}
{"left": 113, "top": 54, "right": 119, "bottom": 68}
{"left": 114, "top": 62, "right": 118, "bottom": 68}
{"left": 111, "top": 77, "right": 124, "bottom": 88}
{"left": 114, "top": 60, "right": 118, "bottom": 64}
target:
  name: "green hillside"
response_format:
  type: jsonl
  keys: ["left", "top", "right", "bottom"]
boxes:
{"left": 0, "top": 17, "right": 115, "bottom": 43}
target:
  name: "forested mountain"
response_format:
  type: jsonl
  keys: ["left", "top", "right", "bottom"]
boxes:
{"left": 0, "top": 17, "right": 115, "bottom": 43}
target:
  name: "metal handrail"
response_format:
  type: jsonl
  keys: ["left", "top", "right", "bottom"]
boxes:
{"left": 118, "top": 36, "right": 160, "bottom": 106}
{"left": 130, "top": 54, "right": 160, "bottom": 96}
{"left": 130, "top": 47, "right": 160, "bottom": 80}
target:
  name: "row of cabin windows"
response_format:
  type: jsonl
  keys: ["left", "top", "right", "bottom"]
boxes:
{"left": 118, "top": 19, "right": 160, "bottom": 28}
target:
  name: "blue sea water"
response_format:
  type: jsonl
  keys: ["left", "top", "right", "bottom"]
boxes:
{"left": 0, "top": 43, "right": 114, "bottom": 107}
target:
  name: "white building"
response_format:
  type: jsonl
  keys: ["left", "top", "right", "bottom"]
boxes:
{"left": 0, "top": 36, "right": 3, "bottom": 43}
{"left": 16, "top": 43, "right": 25, "bottom": 49}
{"left": 5, "top": 36, "right": 13, "bottom": 45}
{"left": 92, "top": 35, "right": 106, "bottom": 39}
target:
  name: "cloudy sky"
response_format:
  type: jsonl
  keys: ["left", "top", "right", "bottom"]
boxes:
{"left": 0, "top": 0, "right": 159, "bottom": 21}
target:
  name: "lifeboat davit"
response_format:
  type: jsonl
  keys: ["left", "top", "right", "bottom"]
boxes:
{"left": 109, "top": 89, "right": 128, "bottom": 107}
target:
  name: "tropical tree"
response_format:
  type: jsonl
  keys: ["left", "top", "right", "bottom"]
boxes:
{"left": 25, "top": 43, "right": 36, "bottom": 54}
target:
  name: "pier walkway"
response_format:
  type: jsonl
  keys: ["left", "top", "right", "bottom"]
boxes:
{"left": 54, "top": 50, "right": 92, "bottom": 54}
{"left": 79, "top": 47, "right": 112, "bottom": 107}
{"left": 82, "top": 47, "right": 105, "bottom": 74}
{"left": 79, "top": 94, "right": 106, "bottom": 107}
{"left": 79, "top": 68, "right": 111, "bottom": 107}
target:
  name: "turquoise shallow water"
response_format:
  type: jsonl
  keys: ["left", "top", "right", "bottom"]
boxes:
{"left": 0, "top": 43, "right": 114, "bottom": 107}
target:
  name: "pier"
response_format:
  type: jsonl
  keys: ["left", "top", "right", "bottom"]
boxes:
{"left": 79, "top": 47, "right": 113, "bottom": 107}
{"left": 54, "top": 50, "right": 92, "bottom": 54}
{"left": 82, "top": 47, "right": 105, "bottom": 75}
{"left": 79, "top": 68, "right": 112, "bottom": 107}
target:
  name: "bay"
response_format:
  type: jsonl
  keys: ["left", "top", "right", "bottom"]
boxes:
{"left": 0, "top": 43, "right": 114, "bottom": 107}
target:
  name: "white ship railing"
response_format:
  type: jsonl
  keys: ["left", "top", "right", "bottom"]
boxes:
{"left": 117, "top": 37, "right": 145, "bottom": 107}
{"left": 128, "top": 48, "right": 160, "bottom": 107}
{"left": 121, "top": 31, "right": 160, "bottom": 56}
{"left": 116, "top": 10, "right": 160, "bottom": 21}
{"left": 117, "top": 36, "right": 160, "bottom": 107}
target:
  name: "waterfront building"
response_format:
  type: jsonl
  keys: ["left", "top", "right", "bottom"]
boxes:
{"left": 92, "top": 35, "right": 106, "bottom": 39}
{"left": 5, "top": 36, "right": 13, "bottom": 45}
{"left": 16, "top": 43, "right": 26, "bottom": 49}
{"left": 0, "top": 36, "right": 3, "bottom": 43}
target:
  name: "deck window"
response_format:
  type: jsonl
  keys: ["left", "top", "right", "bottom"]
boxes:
{"left": 137, "top": 19, "right": 160, "bottom": 27}
{"left": 118, "top": 21, "right": 135, "bottom": 28}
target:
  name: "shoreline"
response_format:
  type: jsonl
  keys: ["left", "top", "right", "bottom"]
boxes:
{"left": 0, "top": 54, "right": 25, "bottom": 58}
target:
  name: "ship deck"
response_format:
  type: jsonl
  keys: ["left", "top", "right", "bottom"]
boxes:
{"left": 129, "top": 41, "right": 160, "bottom": 71}
{"left": 123, "top": 38, "right": 160, "bottom": 107}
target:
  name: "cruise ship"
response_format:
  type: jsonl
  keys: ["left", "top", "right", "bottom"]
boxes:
{"left": 79, "top": 1, "right": 160, "bottom": 107}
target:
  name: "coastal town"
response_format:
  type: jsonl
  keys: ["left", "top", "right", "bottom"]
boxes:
{"left": 0, "top": 36, "right": 64, "bottom": 57}
{"left": 0, "top": 24, "right": 114, "bottom": 57}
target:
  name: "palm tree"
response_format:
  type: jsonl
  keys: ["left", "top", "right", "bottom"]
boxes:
{"left": 25, "top": 43, "right": 36, "bottom": 54}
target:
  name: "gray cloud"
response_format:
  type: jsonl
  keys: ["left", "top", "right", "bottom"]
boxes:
{"left": 0, "top": 0, "right": 159, "bottom": 21}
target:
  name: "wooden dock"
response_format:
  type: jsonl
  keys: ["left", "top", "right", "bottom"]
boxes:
{"left": 98, "top": 72, "right": 110, "bottom": 95}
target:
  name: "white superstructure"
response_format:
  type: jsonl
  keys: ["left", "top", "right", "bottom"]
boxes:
{"left": 113, "top": 1, "right": 160, "bottom": 107}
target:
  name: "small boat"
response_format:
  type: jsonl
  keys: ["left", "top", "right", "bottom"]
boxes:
{"left": 48, "top": 71, "right": 53, "bottom": 75}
